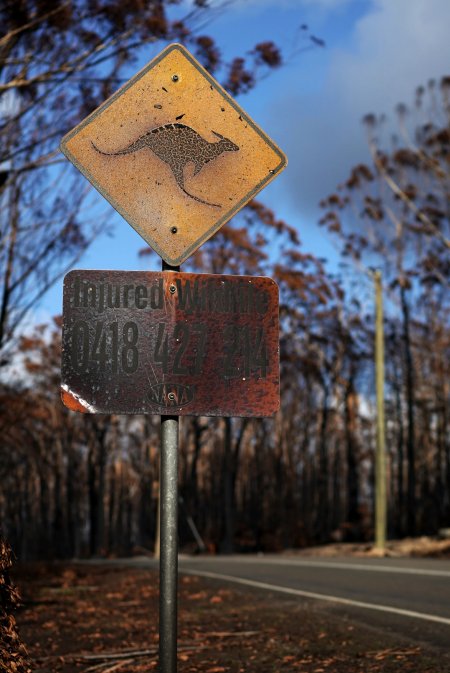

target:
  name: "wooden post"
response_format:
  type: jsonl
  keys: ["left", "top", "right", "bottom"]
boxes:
{"left": 374, "top": 270, "right": 387, "bottom": 551}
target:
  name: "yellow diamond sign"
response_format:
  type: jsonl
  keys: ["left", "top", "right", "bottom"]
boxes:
{"left": 60, "top": 43, "right": 287, "bottom": 266}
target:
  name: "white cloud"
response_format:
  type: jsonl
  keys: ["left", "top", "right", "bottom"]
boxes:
{"left": 276, "top": 0, "right": 450, "bottom": 215}
{"left": 331, "top": 0, "right": 450, "bottom": 112}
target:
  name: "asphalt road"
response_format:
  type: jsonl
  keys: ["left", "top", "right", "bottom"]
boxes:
{"left": 180, "top": 555, "right": 450, "bottom": 651}
{"left": 179, "top": 555, "right": 450, "bottom": 652}
{"left": 119, "top": 554, "right": 450, "bottom": 651}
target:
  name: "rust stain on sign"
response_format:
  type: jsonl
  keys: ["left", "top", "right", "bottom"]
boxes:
{"left": 61, "top": 270, "right": 280, "bottom": 417}
{"left": 60, "top": 387, "right": 89, "bottom": 413}
{"left": 60, "top": 43, "right": 287, "bottom": 266}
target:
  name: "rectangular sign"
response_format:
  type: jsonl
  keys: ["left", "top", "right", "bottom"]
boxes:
{"left": 61, "top": 271, "right": 279, "bottom": 417}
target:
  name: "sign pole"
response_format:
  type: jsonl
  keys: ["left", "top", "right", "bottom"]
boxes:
{"left": 159, "top": 261, "right": 180, "bottom": 673}
{"left": 160, "top": 413, "right": 179, "bottom": 672}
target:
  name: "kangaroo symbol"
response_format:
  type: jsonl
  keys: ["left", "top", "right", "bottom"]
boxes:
{"left": 91, "top": 123, "right": 239, "bottom": 208}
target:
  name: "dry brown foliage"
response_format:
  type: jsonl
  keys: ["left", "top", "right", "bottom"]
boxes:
{"left": 0, "top": 538, "right": 30, "bottom": 673}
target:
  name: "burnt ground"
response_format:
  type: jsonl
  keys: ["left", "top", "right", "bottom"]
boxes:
{"left": 12, "top": 562, "right": 450, "bottom": 673}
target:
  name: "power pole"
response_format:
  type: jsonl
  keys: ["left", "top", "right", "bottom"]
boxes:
{"left": 374, "top": 270, "right": 387, "bottom": 551}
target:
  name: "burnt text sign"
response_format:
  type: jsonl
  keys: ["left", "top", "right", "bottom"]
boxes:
{"left": 61, "top": 271, "right": 279, "bottom": 417}
{"left": 59, "top": 43, "right": 286, "bottom": 266}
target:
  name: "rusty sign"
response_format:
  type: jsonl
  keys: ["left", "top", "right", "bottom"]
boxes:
{"left": 60, "top": 43, "right": 287, "bottom": 266}
{"left": 61, "top": 270, "right": 279, "bottom": 417}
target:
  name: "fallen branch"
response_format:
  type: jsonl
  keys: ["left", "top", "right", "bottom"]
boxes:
{"left": 208, "top": 630, "right": 258, "bottom": 638}
{"left": 34, "top": 640, "right": 220, "bottom": 668}
{"left": 78, "top": 649, "right": 158, "bottom": 661}
{"left": 85, "top": 659, "right": 135, "bottom": 673}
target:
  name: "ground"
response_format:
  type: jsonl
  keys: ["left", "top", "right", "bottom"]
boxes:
{"left": 283, "top": 536, "right": 450, "bottom": 558}
{"left": 12, "top": 560, "right": 450, "bottom": 673}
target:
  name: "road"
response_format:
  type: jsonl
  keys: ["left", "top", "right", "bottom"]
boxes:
{"left": 118, "top": 554, "right": 450, "bottom": 651}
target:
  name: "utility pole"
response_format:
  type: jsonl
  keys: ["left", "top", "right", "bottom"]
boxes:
{"left": 374, "top": 270, "right": 387, "bottom": 551}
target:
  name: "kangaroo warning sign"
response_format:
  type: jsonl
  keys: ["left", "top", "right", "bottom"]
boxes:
{"left": 61, "top": 270, "right": 280, "bottom": 417}
{"left": 60, "top": 43, "right": 287, "bottom": 266}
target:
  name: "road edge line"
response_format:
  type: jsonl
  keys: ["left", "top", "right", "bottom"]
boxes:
{"left": 200, "top": 557, "right": 450, "bottom": 578}
{"left": 180, "top": 568, "right": 450, "bottom": 626}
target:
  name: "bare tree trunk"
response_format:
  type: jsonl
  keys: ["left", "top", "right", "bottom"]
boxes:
{"left": 188, "top": 418, "right": 206, "bottom": 519}
{"left": 53, "top": 463, "right": 66, "bottom": 558}
{"left": 38, "top": 462, "right": 50, "bottom": 557}
{"left": 400, "top": 284, "right": 416, "bottom": 536}
{"left": 221, "top": 417, "right": 234, "bottom": 553}
{"left": 344, "top": 376, "right": 360, "bottom": 536}
{"left": 88, "top": 422, "right": 107, "bottom": 556}
{"left": 108, "top": 466, "right": 116, "bottom": 554}
{"left": 0, "top": 185, "right": 19, "bottom": 351}
{"left": 66, "top": 445, "right": 77, "bottom": 558}
{"left": 393, "top": 343, "right": 405, "bottom": 537}
{"left": 221, "top": 418, "right": 249, "bottom": 552}
{"left": 96, "top": 438, "right": 107, "bottom": 554}
{"left": 332, "top": 448, "right": 342, "bottom": 532}
{"left": 88, "top": 446, "right": 98, "bottom": 556}
{"left": 316, "top": 383, "right": 330, "bottom": 542}
{"left": 437, "top": 369, "right": 450, "bottom": 525}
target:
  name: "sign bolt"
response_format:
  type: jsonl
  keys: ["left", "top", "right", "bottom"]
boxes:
{"left": 169, "top": 284, "right": 176, "bottom": 294}
{"left": 171, "top": 226, "right": 178, "bottom": 234}
{"left": 172, "top": 74, "right": 180, "bottom": 82}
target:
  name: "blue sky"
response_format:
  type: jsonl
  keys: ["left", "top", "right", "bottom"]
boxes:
{"left": 36, "top": 0, "right": 450, "bottom": 321}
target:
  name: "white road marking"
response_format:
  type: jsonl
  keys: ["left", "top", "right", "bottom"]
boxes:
{"left": 180, "top": 568, "right": 450, "bottom": 626}
{"left": 182, "top": 556, "right": 450, "bottom": 578}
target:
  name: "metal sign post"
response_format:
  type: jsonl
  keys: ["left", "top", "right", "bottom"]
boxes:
{"left": 59, "top": 41, "right": 287, "bottom": 673}
{"left": 160, "top": 261, "right": 180, "bottom": 673}
{"left": 160, "top": 413, "right": 179, "bottom": 673}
